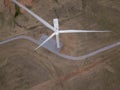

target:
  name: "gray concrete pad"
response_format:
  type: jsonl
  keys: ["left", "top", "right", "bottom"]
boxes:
{"left": 39, "top": 35, "right": 63, "bottom": 53}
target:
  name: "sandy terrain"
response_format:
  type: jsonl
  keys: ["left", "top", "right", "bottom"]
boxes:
{"left": 0, "top": 0, "right": 120, "bottom": 90}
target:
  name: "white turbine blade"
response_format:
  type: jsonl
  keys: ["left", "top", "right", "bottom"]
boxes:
{"left": 59, "top": 30, "right": 110, "bottom": 33}
{"left": 35, "top": 33, "right": 55, "bottom": 50}
{"left": 56, "top": 34, "right": 60, "bottom": 48}
{"left": 12, "top": 0, "right": 55, "bottom": 31}
{"left": 53, "top": 18, "right": 59, "bottom": 30}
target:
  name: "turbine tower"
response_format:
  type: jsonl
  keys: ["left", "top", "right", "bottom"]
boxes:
{"left": 12, "top": 0, "right": 110, "bottom": 50}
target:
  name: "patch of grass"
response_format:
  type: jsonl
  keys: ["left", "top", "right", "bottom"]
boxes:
{"left": 14, "top": 4, "right": 32, "bottom": 18}
{"left": 26, "top": 5, "right": 32, "bottom": 9}
{"left": 14, "top": 4, "right": 21, "bottom": 18}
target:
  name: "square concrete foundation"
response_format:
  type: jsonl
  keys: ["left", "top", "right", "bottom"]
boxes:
{"left": 39, "top": 35, "right": 62, "bottom": 53}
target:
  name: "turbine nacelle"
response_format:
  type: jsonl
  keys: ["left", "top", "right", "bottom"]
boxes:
{"left": 53, "top": 18, "right": 60, "bottom": 48}
{"left": 53, "top": 18, "right": 59, "bottom": 31}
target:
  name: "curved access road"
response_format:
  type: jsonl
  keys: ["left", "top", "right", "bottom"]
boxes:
{"left": 0, "top": 35, "right": 120, "bottom": 60}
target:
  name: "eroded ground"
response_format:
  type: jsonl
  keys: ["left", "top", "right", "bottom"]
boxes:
{"left": 0, "top": 0, "right": 120, "bottom": 90}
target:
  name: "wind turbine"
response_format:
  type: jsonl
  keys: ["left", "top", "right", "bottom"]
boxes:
{"left": 12, "top": 0, "right": 110, "bottom": 50}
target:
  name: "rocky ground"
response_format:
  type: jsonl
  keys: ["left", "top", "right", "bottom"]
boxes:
{"left": 0, "top": 0, "right": 120, "bottom": 90}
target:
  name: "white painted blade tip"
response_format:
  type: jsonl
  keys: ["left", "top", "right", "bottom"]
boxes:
{"left": 34, "top": 46, "right": 41, "bottom": 50}
{"left": 34, "top": 47, "right": 39, "bottom": 50}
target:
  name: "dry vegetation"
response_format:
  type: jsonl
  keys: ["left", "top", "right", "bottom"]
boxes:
{"left": 0, "top": 0, "right": 120, "bottom": 90}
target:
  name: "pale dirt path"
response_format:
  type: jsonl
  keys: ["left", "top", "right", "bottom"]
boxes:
{"left": 0, "top": 35, "right": 120, "bottom": 60}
